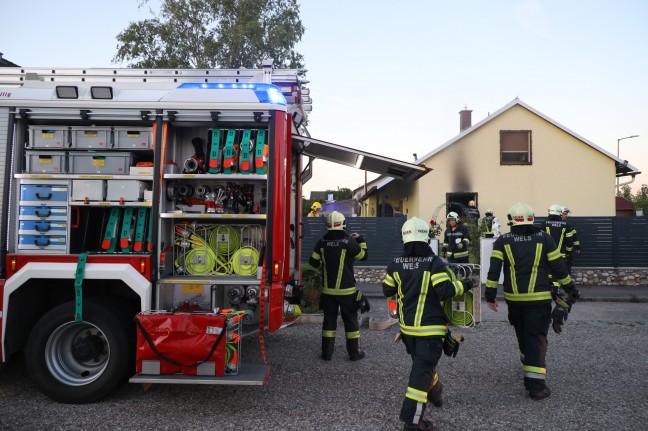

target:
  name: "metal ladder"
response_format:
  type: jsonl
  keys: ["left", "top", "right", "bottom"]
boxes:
{"left": 0, "top": 61, "right": 306, "bottom": 87}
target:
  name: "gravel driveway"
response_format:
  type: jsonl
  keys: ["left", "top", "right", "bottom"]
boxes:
{"left": 1, "top": 300, "right": 647, "bottom": 431}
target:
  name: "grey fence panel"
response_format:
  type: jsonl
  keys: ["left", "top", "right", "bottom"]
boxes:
{"left": 303, "top": 216, "right": 648, "bottom": 268}
{"left": 302, "top": 216, "right": 406, "bottom": 266}
{"left": 616, "top": 217, "right": 648, "bottom": 267}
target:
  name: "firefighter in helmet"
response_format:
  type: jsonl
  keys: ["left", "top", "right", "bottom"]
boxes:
{"left": 383, "top": 217, "right": 474, "bottom": 430}
{"left": 309, "top": 211, "right": 368, "bottom": 361}
{"left": 561, "top": 206, "right": 581, "bottom": 273}
{"left": 441, "top": 212, "right": 470, "bottom": 263}
{"left": 308, "top": 201, "right": 322, "bottom": 217}
{"left": 465, "top": 199, "right": 480, "bottom": 224}
{"left": 541, "top": 204, "right": 577, "bottom": 273}
{"left": 485, "top": 203, "right": 580, "bottom": 400}
{"left": 480, "top": 209, "right": 500, "bottom": 238}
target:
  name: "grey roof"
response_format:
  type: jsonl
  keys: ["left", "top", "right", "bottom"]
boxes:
{"left": 0, "top": 53, "right": 19, "bottom": 67}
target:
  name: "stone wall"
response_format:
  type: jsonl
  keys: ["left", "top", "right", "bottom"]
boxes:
{"left": 355, "top": 266, "right": 648, "bottom": 287}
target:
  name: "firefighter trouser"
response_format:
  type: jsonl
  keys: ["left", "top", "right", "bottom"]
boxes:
{"left": 320, "top": 293, "right": 360, "bottom": 358}
{"left": 565, "top": 254, "right": 574, "bottom": 274}
{"left": 507, "top": 301, "right": 551, "bottom": 391}
{"left": 399, "top": 335, "right": 443, "bottom": 424}
{"left": 448, "top": 254, "right": 469, "bottom": 264}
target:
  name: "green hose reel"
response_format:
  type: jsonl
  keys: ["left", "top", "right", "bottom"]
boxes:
{"left": 443, "top": 267, "right": 476, "bottom": 327}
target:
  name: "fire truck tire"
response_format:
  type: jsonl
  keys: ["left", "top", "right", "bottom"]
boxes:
{"left": 25, "top": 299, "right": 134, "bottom": 404}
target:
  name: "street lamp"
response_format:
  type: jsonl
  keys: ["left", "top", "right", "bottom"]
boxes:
{"left": 617, "top": 134, "right": 639, "bottom": 158}
{"left": 616, "top": 135, "right": 639, "bottom": 193}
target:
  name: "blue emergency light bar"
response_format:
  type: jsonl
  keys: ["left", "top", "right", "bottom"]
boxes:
{"left": 177, "top": 82, "right": 286, "bottom": 105}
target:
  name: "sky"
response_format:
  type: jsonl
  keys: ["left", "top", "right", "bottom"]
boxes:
{"left": 1, "top": 0, "right": 647, "bottom": 198}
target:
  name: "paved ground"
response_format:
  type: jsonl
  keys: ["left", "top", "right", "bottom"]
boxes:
{"left": 1, "top": 285, "right": 647, "bottom": 430}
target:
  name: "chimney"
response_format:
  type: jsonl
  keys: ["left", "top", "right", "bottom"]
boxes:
{"left": 459, "top": 107, "right": 472, "bottom": 132}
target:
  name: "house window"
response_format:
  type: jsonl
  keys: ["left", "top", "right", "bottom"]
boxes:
{"left": 500, "top": 130, "right": 531, "bottom": 165}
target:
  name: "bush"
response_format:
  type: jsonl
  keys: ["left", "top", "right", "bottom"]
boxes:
{"left": 301, "top": 263, "right": 323, "bottom": 313}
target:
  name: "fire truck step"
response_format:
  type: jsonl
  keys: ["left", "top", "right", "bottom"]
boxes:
{"left": 128, "top": 363, "right": 270, "bottom": 386}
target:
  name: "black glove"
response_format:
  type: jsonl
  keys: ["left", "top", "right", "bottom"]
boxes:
{"left": 443, "top": 331, "right": 464, "bottom": 357}
{"left": 440, "top": 247, "right": 447, "bottom": 258}
{"left": 355, "top": 234, "right": 365, "bottom": 243}
{"left": 356, "top": 290, "right": 370, "bottom": 313}
{"left": 563, "top": 283, "right": 580, "bottom": 303}
{"left": 551, "top": 304, "right": 569, "bottom": 334}
{"left": 461, "top": 278, "right": 474, "bottom": 291}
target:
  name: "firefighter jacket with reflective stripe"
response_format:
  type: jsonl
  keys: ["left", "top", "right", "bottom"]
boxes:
{"left": 540, "top": 216, "right": 574, "bottom": 257}
{"left": 485, "top": 227, "right": 572, "bottom": 303}
{"left": 466, "top": 207, "right": 480, "bottom": 224}
{"left": 383, "top": 247, "right": 467, "bottom": 337}
{"left": 481, "top": 215, "right": 499, "bottom": 237}
{"left": 310, "top": 231, "right": 367, "bottom": 296}
{"left": 443, "top": 223, "right": 470, "bottom": 259}
{"left": 567, "top": 222, "right": 580, "bottom": 251}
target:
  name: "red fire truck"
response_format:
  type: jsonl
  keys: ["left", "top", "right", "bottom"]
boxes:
{"left": 0, "top": 62, "right": 427, "bottom": 403}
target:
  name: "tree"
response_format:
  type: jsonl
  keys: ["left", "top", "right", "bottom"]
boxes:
{"left": 325, "top": 187, "right": 352, "bottom": 201}
{"left": 620, "top": 184, "right": 648, "bottom": 215}
{"left": 113, "top": 0, "right": 305, "bottom": 69}
{"left": 633, "top": 184, "right": 648, "bottom": 215}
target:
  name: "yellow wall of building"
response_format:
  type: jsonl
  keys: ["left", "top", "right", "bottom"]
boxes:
{"left": 408, "top": 104, "right": 616, "bottom": 228}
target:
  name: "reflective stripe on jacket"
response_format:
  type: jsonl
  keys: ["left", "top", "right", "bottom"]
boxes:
{"left": 383, "top": 254, "right": 466, "bottom": 336}
{"left": 485, "top": 228, "right": 571, "bottom": 303}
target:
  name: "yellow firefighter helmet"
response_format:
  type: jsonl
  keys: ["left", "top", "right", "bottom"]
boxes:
{"left": 508, "top": 202, "right": 535, "bottom": 226}
{"left": 311, "top": 201, "right": 322, "bottom": 211}
{"left": 468, "top": 200, "right": 476, "bottom": 207}
{"left": 401, "top": 217, "right": 430, "bottom": 244}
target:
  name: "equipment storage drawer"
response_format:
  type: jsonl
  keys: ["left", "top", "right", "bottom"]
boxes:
{"left": 19, "top": 220, "right": 67, "bottom": 235}
{"left": 71, "top": 127, "right": 111, "bottom": 149}
{"left": 71, "top": 180, "right": 105, "bottom": 202}
{"left": 20, "top": 183, "right": 68, "bottom": 205}
{"left": 68, "top": 152, "right": 131, "bottom": 174}
{"left": 25, "top": 151, "right": 66, "bottom": 174}
{"left": 135, "top": 312, "right": 227, "bottom": 376}
{"left": 18, "top": 234, "right": 66, "bottom": 251}
{"left": 113, "top": 127, "right": 152, "bottom": 149}
{"left": 106, "top": 180, "right": 148, "bottom": 202}
{"left": 27, "top": 126, "right": 70, "bottom": 149}
{"left": 19, "top": 206, "right": 67, "bottom": 221}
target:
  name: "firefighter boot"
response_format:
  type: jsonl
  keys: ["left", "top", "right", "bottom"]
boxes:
{"left": 321, "top": 337, "right": 334, "bottom": 361}
{"left": 403, "top": 419, "right": 434, "bottom": 430}
{"left": 528, "top": 386, "right": 551, "bottom": 400}
{"left": 346, "top": 339, "right": 365, "bottom": 361}
{"left": 429, "top": 379, "right": 443, "bottom": 407}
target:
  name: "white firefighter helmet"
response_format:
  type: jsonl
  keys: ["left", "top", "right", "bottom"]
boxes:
{"left": 401, "top": 217, "right": 430, "bottom": 244}
{"left": 562, "top": 207, "right": 571, "bottom": 214}
{"left": 508, "top": 202, "right": 535, "bottom": 226}
{"left": 326, "top": 211, "right": 346, "bottom": 230}
{"left": 548, "top": 204, "right": 563, "bottom": 216}
{"left": 485, "top": 209, "right": 494, "bottom": 216}
{"left": 447, "top": 211, "right": 459, "bottom": 221}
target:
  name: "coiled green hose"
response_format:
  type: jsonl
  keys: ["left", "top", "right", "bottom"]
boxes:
{"left": 230, "top": 246, "right": 259, "bottom": 275}
{"left": 443, "top": 290, "right": 474, "bottom": 327}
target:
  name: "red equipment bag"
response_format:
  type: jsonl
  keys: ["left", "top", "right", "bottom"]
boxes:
{"left": 135, "top": 312, "right": 227, "bottom": 376}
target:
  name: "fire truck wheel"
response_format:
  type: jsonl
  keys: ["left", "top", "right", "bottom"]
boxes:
{"left": 25, "top": 299, "right": 134, "bottom": 404}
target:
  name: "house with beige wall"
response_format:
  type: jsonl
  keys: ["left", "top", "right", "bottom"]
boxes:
{"left": 359, "top": 98, "right": 641, "bottom": 227}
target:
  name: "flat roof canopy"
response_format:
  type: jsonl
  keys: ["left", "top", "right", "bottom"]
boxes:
{"left": 292, "top": 134, "right": 430, "bottom": 182}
